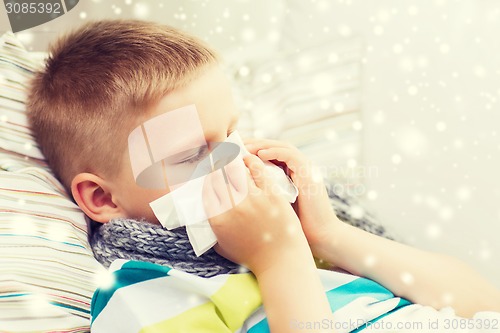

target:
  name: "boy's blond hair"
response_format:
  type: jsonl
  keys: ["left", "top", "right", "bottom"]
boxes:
{"left": 27, "top": 19, "right": 219, "bottom": 192}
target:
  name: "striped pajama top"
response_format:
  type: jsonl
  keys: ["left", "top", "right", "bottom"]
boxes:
{"left": 90, "top": 260, "right": 500, "bottom": 333}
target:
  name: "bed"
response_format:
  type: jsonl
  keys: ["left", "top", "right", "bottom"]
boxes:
{"left": 0, "top": 29, "right": 368, "bottom": 332}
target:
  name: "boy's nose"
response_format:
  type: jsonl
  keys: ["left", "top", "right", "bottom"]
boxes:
{"left": 210, "top": 142, "right": 241, "bottom": 171}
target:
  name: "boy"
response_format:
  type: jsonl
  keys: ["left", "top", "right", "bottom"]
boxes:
{"left": 27, "top": 19, "right": 500, "bottom": 332}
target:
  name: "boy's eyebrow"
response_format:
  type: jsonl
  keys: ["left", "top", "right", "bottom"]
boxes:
{"left": 167, "top": 136, "right": 207, "bottom": 157}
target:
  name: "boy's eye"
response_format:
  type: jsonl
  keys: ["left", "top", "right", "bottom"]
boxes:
{"left": 178, "top": 145, "right": 208, "bottom": 164}
{"left": 172, "top": 127, "right": 235, "bottom": 165}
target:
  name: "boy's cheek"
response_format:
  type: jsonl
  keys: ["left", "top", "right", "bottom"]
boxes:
{"left": 121, "top": 185, "right": 169, "bottom": 223}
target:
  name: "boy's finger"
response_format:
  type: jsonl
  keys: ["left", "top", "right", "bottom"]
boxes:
{"left": 244, "top": 138, "right": 293, "bottom": 154}
{"left": 223, "top": 157, "right": 246, "bottom": 192}
{"left": 223, "top": 157, "right": 249, "bottom": 206}
{"left": 202, "top": 173, "right": 220, "bottom": 217}
{"left": 203, "top": 170, "right": 232, "bottom": 218}
{"left": 244, "top": 138, "right": 290, "bottom": 146}
{"left": 257, "top": 147, "right": 300, "bottom": 173}
{"left": 244, "top": 154, "right": 274, "bottom": 190}
{"left": 242, "top": 137, "right": 256, "bottom": 144}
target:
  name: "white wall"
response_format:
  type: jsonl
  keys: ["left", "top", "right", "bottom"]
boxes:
{"left": 1, "top": 0, "right": 498, "bottom": 286}
{"left": 276, "top": 0, "right": 500, "bottom": 288}
{"left": 328, "top": 0, "right": 500, "bottom": 287}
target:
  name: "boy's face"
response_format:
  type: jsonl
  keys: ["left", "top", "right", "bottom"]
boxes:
{"left": 110, "top": 65, "right": 240, "bottom": 223}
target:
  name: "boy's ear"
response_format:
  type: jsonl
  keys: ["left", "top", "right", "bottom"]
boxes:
{"left": 71, "top": 173, "right": 125, "bottom": 223}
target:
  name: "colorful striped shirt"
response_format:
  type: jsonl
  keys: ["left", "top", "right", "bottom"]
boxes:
{"left": 90, "top": 260, "right": 500, "bottom": 333}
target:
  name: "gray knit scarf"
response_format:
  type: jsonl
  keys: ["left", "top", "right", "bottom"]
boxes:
{"left": 90, "top": 184, "right": 397, "bottom": 278}
{"left": 90, "top": 218, "right": 241, "bottom": 277}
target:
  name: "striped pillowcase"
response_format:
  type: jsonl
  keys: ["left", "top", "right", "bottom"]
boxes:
{"left": 0, "top": 32, "right": 45, "bottom": 160}
{"left": 0, "top": 32, "right": 103, "bottom": 332}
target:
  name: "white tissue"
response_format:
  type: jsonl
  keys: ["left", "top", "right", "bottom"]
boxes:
{"left": 149, "top": 131, "right": 298, "bottom": 256}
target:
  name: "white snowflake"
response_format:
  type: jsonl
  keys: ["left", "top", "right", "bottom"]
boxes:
{"left": 349, "top": 205, "right": 364, "bottom": 219}
{"left": 391, "top": 154, "right": 402, "bottom": 165}
{"left": 408, "top": 86, "right": 418, "bottom": 95}
{"left": 400, "top": 272, "right": 414, "bottom": 285}
{"left": 439, "top": 206, "right": 453, "bottom": 220}
{"left": 366, "top": 190, "right": 378, "bottom": 200}
{"left": 456, "top": 187, "right": 471, "bottom": 201}
{"left": 435, "top": 121, "right": 447, "bottom": 132}
{"left": 93, "top": 268, "right": 115, "bottom": 289}
{"left": 425, "top": 223, "right": 442, "bottom": 239}
{"left": 133, "top": 3, "right": 149, "bottom": 19}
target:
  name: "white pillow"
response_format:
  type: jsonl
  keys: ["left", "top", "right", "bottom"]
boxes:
{"left": 0, "top": 31, "right": 103, "bottom": 333}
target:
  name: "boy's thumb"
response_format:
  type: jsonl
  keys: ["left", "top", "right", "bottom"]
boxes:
{"left": 244, "top": 155, "right": 273, "bottom": 190}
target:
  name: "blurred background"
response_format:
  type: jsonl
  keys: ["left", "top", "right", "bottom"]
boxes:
{"left": 1, "top": 0, "right": 499, "bottom": 287}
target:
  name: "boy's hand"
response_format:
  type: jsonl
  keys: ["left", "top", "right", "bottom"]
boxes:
{"left": 203, "top": 154, "right": 311, "bottom": 275}
{"left": 244, "top": 138, "right": 341, "bottom": 258}
{"left": 205, "top": 154, "right": 335, "bottom": 331}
